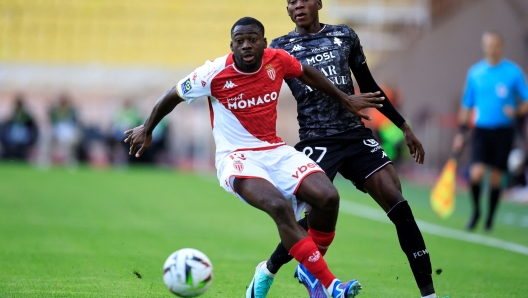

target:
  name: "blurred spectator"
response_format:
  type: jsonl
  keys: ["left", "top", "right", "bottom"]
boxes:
{"left": 145, "top": 118, "right": 170, "bottom": 164}
{"left": 49, "top": 93, "right": 82, "bottom": 166}
{"left": 508, "top": 113, "right": 528, "bottom": 201}
{"left": 108, "top": 99, "right": 143, "bottom": 165}
{"left": 452, "top": 31, "right": 528, "bottom": 231}
{"left": 0, "top": 94, "right": 39, "bottom": 160}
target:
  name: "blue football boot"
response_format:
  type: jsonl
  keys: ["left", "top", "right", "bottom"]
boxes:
{"left": 246, "top": 261, "right": 274, "bottom": 298}
{"left": 294, "top": 264, "right": 329, "bottom": 298}
{"left": 329, "top": 279, "right": 362, "bottom": 298}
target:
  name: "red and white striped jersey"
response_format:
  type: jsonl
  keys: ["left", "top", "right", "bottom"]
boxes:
{"left": 176, "top": 48, "right": 303, "bottom": 165}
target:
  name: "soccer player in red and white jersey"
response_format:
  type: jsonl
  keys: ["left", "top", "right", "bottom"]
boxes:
{"left": 125, "top": 17, "right": 383, "bottom": 298}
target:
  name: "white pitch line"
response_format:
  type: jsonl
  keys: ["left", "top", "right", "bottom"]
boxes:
{"left": 339, "top": 200, "right": 528, "bottom": 256}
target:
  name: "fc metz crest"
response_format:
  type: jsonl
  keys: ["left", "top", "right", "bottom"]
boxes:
{"left": 266, "top": 64, "right": 276, "bottom": 81}
{"left": 233, "top": 160, "right": 244, "bottom": 172}
{"left": 201, "top": 80, "right": 206, "bottom": 87}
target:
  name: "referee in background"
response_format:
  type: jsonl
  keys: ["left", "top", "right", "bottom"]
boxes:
{"left": 453, "top": 31, "right": 528, "bottom": 231}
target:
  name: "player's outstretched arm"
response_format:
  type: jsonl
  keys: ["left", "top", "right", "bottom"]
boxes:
{"left": 351, "top": 62, "right": 425, "bottom": 163}
{"left": 351, "top": 62, "right": 406, "bottom": 126}
{"left": 124, "top": 86, "right": 183, "bottom": 157}
{"left": 297, "top": 65, "right": 383, "bottom": 120}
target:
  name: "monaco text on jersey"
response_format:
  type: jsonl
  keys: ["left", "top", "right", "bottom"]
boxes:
{"left": 226, "top": 92, "right": 278, "bottom": 110}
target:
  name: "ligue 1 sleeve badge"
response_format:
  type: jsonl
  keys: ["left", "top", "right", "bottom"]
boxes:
{"left": 266, "top": 64, "right": 276, "bottom": 81}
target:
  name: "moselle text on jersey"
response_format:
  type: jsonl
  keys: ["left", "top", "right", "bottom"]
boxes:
{"left": 176, "top": 48, "right": 303, "bottom": 167}
{"left": 270, "top": 24, "right": 366, "bottom": 140}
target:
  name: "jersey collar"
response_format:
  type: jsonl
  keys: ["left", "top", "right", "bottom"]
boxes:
{"left": 294, "top": 24, "right": 326, "bottom": 35}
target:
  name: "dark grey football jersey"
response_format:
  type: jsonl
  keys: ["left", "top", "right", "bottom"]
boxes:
{"left": 270, "top": 24, "right": 366, "bottom": 140}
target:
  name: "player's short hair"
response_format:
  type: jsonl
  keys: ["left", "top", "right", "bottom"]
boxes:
{"left": 483, "top": 30, "right": 503, "bottom": 43}
{"left": 231, "top": 17, "right": 265, "bottom": 37}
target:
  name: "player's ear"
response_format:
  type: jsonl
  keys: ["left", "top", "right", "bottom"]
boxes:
{"left": 263, "top": 37, "right": 268, "bottom": 48}
{"left": 318, "top": 0, "right": 323, "bottom": 10}
{"left": 230, "top": 40, "right": 233, "bottom": 51}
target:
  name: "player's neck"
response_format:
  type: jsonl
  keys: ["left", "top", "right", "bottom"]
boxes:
{"left": 295, "top": 22, "right": 323, "bottom": 35}
{"left": 485, "top": 56, "right": 502, "bottom": 66}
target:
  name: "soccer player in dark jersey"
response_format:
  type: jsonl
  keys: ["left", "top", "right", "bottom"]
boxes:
{"left": 126, "top": 16, "right": 385, "bottom": 298}
{"left": 245, "top": 2, "right": 437, "bottom": 298}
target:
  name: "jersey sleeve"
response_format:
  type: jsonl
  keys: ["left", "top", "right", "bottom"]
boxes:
{"left": 514, "top": 67, "right": 528, "bottom": 101}
{"left": 276, "top": 49, "right": 303, "bottom": 79}
{"left": 269, "top": 38, "right": 278, "bottom": 49}
{"left": 175, "top": 60, "right": 216, "bottom": 103}
{"left": 347, "top": 26, "right": 367, "bottom": 68}
{"left": 461, "top": 70, "right": 475, "bottom": 108}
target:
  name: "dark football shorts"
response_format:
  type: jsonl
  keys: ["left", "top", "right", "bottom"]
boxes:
{"left": 294, "top": 127, "right": 392, "bottom": 192}
{"left": 471, "top": 127, "right": 514, "bottom": 171}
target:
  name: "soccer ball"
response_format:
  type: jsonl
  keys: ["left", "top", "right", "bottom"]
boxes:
{"left": 163, "top": 248, "right": 214, "bottom": 297}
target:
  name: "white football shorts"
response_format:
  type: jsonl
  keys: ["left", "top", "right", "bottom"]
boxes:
{"left": 218, "top": 145, "right": 324, "bottom": 220}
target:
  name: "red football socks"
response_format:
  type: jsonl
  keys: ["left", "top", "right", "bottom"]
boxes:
{"left": 308, "top": 228, "right": 335, "bottom": 256}
{"left": 289, "top": 236, "right": 336, "bottom": 288}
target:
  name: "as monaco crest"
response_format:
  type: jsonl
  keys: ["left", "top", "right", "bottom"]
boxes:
{"left": 233, "top": 160, "right": 244, "bottom": 172}
{"left": 266, "top": 64, "right": 276, "bottom": 81}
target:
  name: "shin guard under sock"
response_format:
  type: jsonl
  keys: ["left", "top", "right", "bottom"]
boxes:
{"left": 289, "top": 237, "right": 335, "bottom": 288}
{"left": 308, "top": 228, "right": 335, "bottom": 256}
{"left": 387, "top": 201, "right": 434, "bottom": 296}
{"left": 267, "top": 217, "right": 308, "bottom": 274}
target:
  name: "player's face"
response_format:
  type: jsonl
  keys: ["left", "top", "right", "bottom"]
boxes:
{"left": 230, "top": 24, "right": 267, "bottom": 72}
{"left": 481, "top": 33, "right": 503, "bottom": 64}
{"left": 286, "top": 0, "right": 322, "bottom": 28}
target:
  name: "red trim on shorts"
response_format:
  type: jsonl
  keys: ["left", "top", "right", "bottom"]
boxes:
{"left": 364, "top": 161, "right": 392, "bottom": 180}
{"left": 293, "top": 170, "right": 324, "bottom": 195}
{"left": 232, "top": 143, "right": 285, "bottom": 153}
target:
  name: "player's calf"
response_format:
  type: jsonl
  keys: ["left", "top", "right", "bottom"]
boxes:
{"left": 387, "top": 200, "right": 435, "bottom": 297}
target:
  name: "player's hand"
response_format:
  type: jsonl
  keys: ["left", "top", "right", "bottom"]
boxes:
{"left": 342, "top": 91, "right": 384, "bottom": 120}
{"left": 124, "top": 125, "right": 152, "bottom": 158}
{"left": 401, "top": 123, "right": 424, "bottom": 164}
{"left": 452, "top": 132, "right": 465, "bottom": 155}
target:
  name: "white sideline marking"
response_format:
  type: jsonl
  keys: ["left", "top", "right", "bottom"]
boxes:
{"left": 339, "top": 200, "right": 528, "bottom": 256}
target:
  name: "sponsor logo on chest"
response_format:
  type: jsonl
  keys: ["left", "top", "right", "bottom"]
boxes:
{"left": 226, "top": 92, "right": 278, "bottom": 110}
{"left": 305, "top": 51, "right": 336, "bottom": 65}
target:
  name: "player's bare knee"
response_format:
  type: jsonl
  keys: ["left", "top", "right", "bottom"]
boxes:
{"left": 315, "top": 187, "right": 340, "bottom": 212}
{"left": 266, "top": 198, "right": 295, "bottom": 222}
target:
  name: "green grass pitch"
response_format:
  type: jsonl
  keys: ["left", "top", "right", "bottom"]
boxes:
{"left": 1, "top": 162, "right": 527, "bottom": 297}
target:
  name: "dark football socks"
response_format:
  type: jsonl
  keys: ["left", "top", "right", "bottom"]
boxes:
{"left": 266, "top": 217, "right": 308, "bottom": 274}
{"left": 467, "top": 182, "right": 482, "bottom": 230}
{"left": 486, "top": 187, "right": 501, "bottom": 231}
{"left": 387, "top": 201, "right": 434, "bottom": 297}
